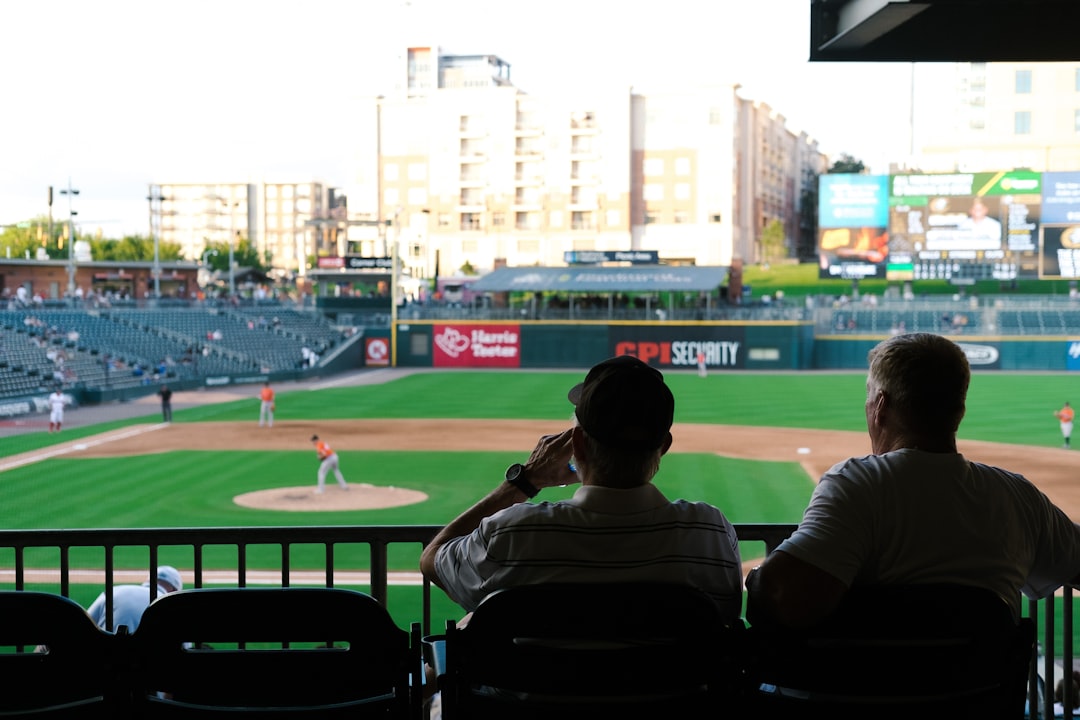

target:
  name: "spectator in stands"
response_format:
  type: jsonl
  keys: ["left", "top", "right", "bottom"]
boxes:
{"left": 420, "top": 355, "right": 743, "bottom": 619}
{"left": 86, "top": 565, "right": 183, "bottom": 633}
{"left": 746, "top": 333, "right": 1080, "bottom": 629}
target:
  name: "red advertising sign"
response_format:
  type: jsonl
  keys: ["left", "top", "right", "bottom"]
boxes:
{"left": 432, "top": 324, "right": 521, "bottom": 367}
{"left": 317, "top": 256, "right": 346, "bottom": 269}
{"left": 365, "top": 337, "right": 390, "bottom": 366}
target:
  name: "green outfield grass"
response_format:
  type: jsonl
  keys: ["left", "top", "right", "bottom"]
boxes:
{"left": 157, "top": 369, "right": 1079, "bottom": 444}
{"left": 6, "top": 369, "right": 1077, "bottom": 533}
{"left": 3, "top": 369, "right": 1077, "bottom": 629}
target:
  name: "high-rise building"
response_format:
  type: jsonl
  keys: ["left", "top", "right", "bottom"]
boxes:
{"left": 916, "top": 62, "right": 1080, "bottom": 172}
{"left": 353, "top": 46, "right": 826, "bottom": 280}
{"left": 152, "top": 180, "right": 329, "bottom": 273}
{"left": 153, "top": 183, "right": 254, "bottom": 263}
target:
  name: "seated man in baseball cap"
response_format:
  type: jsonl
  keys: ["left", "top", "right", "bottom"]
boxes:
{"left": 420, "top": 355, "right": 743, "bottom": 620}
{"left": 86, "top": 565, "right": 184, "bottom": 634}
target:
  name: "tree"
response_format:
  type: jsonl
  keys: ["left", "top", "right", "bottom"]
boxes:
{"left": 759, "top": 219, "right": 786, "bottom": 267}
{"left": 798, "top": 185, "right": 820, "bottom": 262}
{"left": 459, "top": 259, "right": 477, "bottom": 275}
{"left": 0, "top": 215, "right": 67, "bottom": 260}
{"left": 828, "top": 154, "right": 866, "bottom": 174}
{"left": 204, "top": 236, "right": 267, "bottom": 273}
{"left": 90, "top": 235, "right": 182, "bottom": 262}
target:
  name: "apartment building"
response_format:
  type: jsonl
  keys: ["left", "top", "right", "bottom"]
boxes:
{"left": 357, "top": 46, "right": 826, "bottom": 281}
{"left": 916, "top": 62, "right": 1080, "bottom": 172}
{"left": 151, "top": 181, "right": 330, "bottom": 274}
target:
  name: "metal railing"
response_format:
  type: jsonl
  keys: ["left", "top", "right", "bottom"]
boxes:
{"left": 0, "top": 522, "right": 1070, "bottom": 717}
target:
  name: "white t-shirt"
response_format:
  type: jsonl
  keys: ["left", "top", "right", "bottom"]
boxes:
{"left": 777, "top": 448, "right": 1080, "bottom": 619}
{"left": 86, "top": 582, "right": 170, "bottom": 633}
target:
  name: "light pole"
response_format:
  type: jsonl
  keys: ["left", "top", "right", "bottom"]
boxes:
{"left": 59, "top": 179, "right": 79, "bottom": 301}
{"left": 219, "top": 198, "right": 238, "bottom": 297}
{"left": 147, "top": 188, "right": 165, "bottom": 299}
{"left": 388, "top": 208, "right": 402, "bottom": 366}
{"left": 201, "top": 248, "right": 219, "bottom": 292}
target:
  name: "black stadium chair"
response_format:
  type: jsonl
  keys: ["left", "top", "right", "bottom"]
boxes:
{"left": 0, "top": 590, "right": 123, "bottom": 717}
{"left": 130, "top": 587, "right": 423, "bottom": 718}
{"left": 745, "top": 583, "right": 1035, "bottom": 720}
{"left": 435, "top": 582, "right": 746, "bottom": 720}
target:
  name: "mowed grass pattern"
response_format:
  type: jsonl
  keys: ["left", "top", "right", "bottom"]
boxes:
{"left": 1, "top": 369, "right": 1077, "bottom": 627}
{"left": 4, "top": 369, "right": 1076, "bottom": 532}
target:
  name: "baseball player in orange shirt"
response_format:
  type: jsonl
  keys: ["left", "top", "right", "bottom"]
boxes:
{"left": 1055, "top": 401, "right": 1074, "bottom": 448}
{"left": 311, "top": 435, "right": 349, "bottom": 493}
{"left": 259, "top": 382, "right": 275, "bottom": 428}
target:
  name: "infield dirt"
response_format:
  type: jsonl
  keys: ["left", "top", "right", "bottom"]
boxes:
{"left": 48, "top": 418, "right": 1080, "bottom": 517}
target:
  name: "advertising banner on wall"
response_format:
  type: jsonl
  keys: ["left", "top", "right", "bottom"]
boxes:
{"left": 364, "top": 337, "right": 390, "bottom": 366}
{"left": 1067, "top": 341, "right": 1080, "bottom": 371}
{"left": 608, "top": 326, "right": 746, "bottom": 370}
{"left": 956, "top": 342, "right": 1001, "bottom": 370}
{"left": 432, "top": 324, "right": 522, "bottom": 367}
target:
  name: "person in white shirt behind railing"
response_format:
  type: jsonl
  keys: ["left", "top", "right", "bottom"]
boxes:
{"left": 86, "top": 565, "right": 184, "bottom": 634}
{"left": 746, "top": 332, "right": 1080, "bottom": 629}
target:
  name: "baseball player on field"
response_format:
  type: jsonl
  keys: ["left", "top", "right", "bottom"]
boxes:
{"left": 259, "top": 382, "right": 275, "bottom": 428}
{"left": 311, "top": 434, "right": 349, "bottom": 493}
{"left": 1055, "top": 401, "right": 1075, "bottom": 448}
{"left": 48, "top": 388, "right": 66, "bottom": 433}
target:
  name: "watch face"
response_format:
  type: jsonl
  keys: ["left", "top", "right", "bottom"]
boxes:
{"left": 505, "top": 463, "right": 523, "bottom": 481}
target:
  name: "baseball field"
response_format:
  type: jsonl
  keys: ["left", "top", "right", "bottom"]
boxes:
{"left": 2, "top": 366, "right": 1078, "bottom": 629}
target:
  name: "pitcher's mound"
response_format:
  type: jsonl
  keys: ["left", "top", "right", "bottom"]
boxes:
{"left": 234, "top": 484, "right": 428, "bottom": 511}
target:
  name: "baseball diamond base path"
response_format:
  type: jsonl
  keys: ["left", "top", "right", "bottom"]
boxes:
{"left": 36, "top": 419, "right": 1080, "bottom": 517}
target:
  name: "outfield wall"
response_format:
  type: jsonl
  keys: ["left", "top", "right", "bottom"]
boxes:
{"left": 392, "top": 321, "right": 1080, "bottom": 372}
{"left": 394, "top": 321, "right": 815, "bottom": 371}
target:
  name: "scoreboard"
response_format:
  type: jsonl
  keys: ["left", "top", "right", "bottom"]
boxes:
{"left": 818, "top": 170, "right": 1080, "bottom": 282}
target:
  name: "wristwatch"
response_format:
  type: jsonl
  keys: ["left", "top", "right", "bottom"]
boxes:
{"left": 504, "top": 463, "right": 539, "bottom": 498}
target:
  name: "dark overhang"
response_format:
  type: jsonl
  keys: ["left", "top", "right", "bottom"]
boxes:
{"left": 810, "top": 0, "right": 1080, "bottom": 62}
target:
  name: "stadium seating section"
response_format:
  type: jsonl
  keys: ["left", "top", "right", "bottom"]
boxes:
{"left": 0, "top": 307, "right": 353, "bottom": 399}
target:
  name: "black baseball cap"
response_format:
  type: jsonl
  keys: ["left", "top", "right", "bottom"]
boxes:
{"left": 568, "top": 356, "right": 674, "bottom": 450}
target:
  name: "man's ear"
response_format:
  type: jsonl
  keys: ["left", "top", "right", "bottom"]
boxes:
{"left": 872, "top": 389, "right": 888, "bottom": 427}
{"left": 659, "top": 431, "right": 673, "bottom": 456}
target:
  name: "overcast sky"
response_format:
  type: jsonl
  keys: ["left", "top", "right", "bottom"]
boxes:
{"left": 0, "top": 0, "right": 919, "bottom": 238}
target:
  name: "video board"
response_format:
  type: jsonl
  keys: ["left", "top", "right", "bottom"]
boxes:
{"left": 1041, "top": 172, "right": 1080, "bottom": 279}
{"left": 818, "top": 170, "right": 1062, "bottom": 282}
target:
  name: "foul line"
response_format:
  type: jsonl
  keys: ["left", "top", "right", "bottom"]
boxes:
{"left": 0, "top": 423, "right": 169, "bottom": 473}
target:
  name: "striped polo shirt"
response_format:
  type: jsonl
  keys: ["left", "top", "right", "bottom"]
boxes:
{"left": 435, "top": 483, "right": 743, "bottom": 619}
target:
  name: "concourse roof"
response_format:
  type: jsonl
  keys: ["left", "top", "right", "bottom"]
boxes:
{"left": 469, "top": 266, "right": 728, "bottom": 293}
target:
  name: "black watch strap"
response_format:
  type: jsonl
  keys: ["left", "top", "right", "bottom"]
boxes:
{"left": 505, "top": 463, "right": 539, "bottom": 498}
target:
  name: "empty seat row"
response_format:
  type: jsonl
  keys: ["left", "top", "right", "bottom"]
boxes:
{"left": 0, "top": 587, "right": 422, "bottom": 718}
{"left": 431, "top": 582, "right": 1034, "bottom": 720}
{"left": 0, "top": 582, "right": 1041, "bottom": 720}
